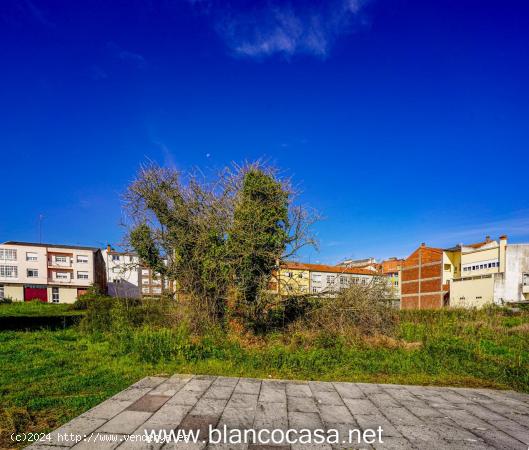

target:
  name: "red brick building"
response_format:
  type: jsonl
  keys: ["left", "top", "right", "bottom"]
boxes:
{"left": 400, "top": 243, "right": 449, "bottom": 309}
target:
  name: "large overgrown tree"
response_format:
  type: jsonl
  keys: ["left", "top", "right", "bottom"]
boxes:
{"left": 124, "top": 161, "right": 317, "bottom": 328}
{"left": 125, "top": 165, "right": 231, "bottom": 325}
{"left": 227, "top": 166, "right": 289, "bottom": 319}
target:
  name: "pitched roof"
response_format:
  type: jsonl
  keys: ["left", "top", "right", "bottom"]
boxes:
{"left": 402, "top": 245, "right": 443, "bottom": 268}
{"left": 281, "top": 261, "right": 375, "bottom": 276}
{"left": 381, "top": 258, "right": 404, "bottom": 273}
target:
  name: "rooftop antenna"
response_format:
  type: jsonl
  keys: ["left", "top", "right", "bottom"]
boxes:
{"left": 38, "top": 214, "right": 44, "bottom": 243}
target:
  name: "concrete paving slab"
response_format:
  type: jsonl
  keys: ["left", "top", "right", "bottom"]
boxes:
{"left": 26, "top": 375, "right": 529, "bottom": 450}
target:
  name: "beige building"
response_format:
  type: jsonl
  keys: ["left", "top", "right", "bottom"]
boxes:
{"left": 0, "top": 241, "right": 106, "bottom": 303}
{"left": 446, "top": 236, "right": 507, "bottom": 308}
{"left": 444, "top": 235, "right": 529, "bottom": 308}
{"left": 268, "top": 262, "right": 375, "bottom": 296}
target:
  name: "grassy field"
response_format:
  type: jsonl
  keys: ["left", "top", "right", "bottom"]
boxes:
{"left": 0, "top": 301, "right": 84, "bottom": 317}
{"left": 1, "top": 304, "right": 528, "bottom": 448}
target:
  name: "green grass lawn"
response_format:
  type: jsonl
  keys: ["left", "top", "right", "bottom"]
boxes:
{"left": 1, "top": 307, "right": 528, "bottom": 448}
{"left": 0, "top": 301, "right": 84, "bottom": 317}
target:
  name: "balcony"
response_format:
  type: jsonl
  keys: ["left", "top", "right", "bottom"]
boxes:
{"left": 48, "top": 277, "right": 73, "bottom": 284}
{"left": 48, "top": 260, "right": 73, "bottom": 269}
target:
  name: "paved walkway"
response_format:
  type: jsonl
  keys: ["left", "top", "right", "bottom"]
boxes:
{"left": 28, "top": 375, "right": 529, "bottom": 449}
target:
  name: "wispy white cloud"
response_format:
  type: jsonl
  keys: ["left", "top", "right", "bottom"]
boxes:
{"left": 1, "top": 0, "right": 54, "bottom": 28}
{"left": 188, "top": 0, "right": 370, "bottom": 59}
{"left": 107, "top": 42, "right": 147, "bottom": 69}
{"left": 23, "top": 0, "right": 54, "bottom": 27}
{"left": 428, "top": 214, "right": 529, "bottom": 246}
{"left": 152, "top": 141, "right": 178, "bottom": 170}
{"left": 89, "top": 65, "right": 108, "bottom": 80}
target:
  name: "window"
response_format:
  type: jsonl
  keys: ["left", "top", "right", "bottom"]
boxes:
{"left": 142, "top": 287, "right": 150, "bottom": 293}
{"left": 326, "top": 275, "right": 335, "bottom": 284}
{"left": 27, "top": 269, "right": 39, "bottom": 278}
{"left": 77, "top": 271, "right": 89, "bottom": 279}
{"left": 523, "top": 273, "right": 529, "bottom": 286}
{"left": 313, "top": 287, "right": 317, "bottom": 293}
{"left": 340, "top": 276, "right": 346, "bottom": 284}
{"left": 142, "top": 279, "right": 149, "bottom": 285}
{"left": 444, "top": 264, "right": 451, "bottom": 271}
{"left": 286, "top": 272, "right": 293, "bottom": 278}
{"left": 312, "top": 274, "right": 322, "bottom": 282}
{"left": 26, "top": 252, "right": 38, "bottom": 261}
{"left": 476, "top": 296, "right": 482, "bottom": 299}
{"left": 0, "top": 265, "right": 18, "bottom": 278}
{"left": 55, "top": 272, "right": 69, "bottom": 280}
{"left": 112, "top": 255, "right": 120, "bottom": 261}
{"left": 0, "top": 249, "right": 17, "bottom": 261}
{"left": 55, "top": 256, "right": 67, "bottom": 263}
{"left": 77, "top": 255, "right": 89, "bottom": 263}
{"left": 142, "top": 269, "right": 149, "bottom": 275}
{"left": 52, "top": 287, "right": 59, "bottom": 303}
{"left": 362, "top": 278, "right": 367, "bottom": 285}
{"left": 298, "top": 273, "right": 303, "bottom": 279}
{"left": 0, "top": 285, "right": 4, "bottom": 300}
{"left": 479, "top": 264, "right": 484, "bottom": 269}
{"left": 152, "top": 287, "right": 162, "bottom": 294}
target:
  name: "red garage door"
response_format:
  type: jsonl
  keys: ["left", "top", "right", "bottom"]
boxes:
{"left": 24, "top": 286, "right": 48, "bottom": 302}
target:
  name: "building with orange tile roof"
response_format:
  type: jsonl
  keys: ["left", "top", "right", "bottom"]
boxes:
{"left": 268, "top": 261, "right": 376, "bottom": 296}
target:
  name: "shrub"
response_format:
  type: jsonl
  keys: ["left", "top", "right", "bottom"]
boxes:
{"left": 293, "top": 277, "right": 399, "bottom": 339}
{"left": 71, "top": 296, "right": 93, "bottom": 310}
{"left": 79, "top": 296, "right": 178, "bottom": 335}
{"left": 0, "top": 296, "right": 13, "bottom": 304}
{"left": 4, "top": 407, "right": 32, "bottom": 433}
{"left": 79, "top": 297, "right": 113, "bottom": 333}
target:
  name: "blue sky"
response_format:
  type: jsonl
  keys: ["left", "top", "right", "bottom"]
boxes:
{"left": 1, "top": 0, "right": 529, "bottom": 264}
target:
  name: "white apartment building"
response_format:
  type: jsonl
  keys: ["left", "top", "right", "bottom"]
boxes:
{"left": 444, "top": 235, "right": 529, "bottom": 308}
{"left": 0, "top": 241, "right": 106, "bottom": 303}
{"left": 310, "top": 268, "right": 374, "bottom": 295}
{"left": 102, "top": 246, "right": 141, "bottom": 298}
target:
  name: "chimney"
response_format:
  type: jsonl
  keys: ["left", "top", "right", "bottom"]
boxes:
{"left": 107, "top": 244, "right": 111, "bottom": 253}
{"left": 485, "top": 235, "right": 491, "bottom": 242}
{"left": 499, "top": 235, "right": 507, "bottom": 241}
{"left": 420, "top": 242, "right": 426, "bottom": 247}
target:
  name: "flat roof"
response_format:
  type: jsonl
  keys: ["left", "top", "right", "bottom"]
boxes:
{"left": 2, "top": 241, "right": 99, "bottom": 251}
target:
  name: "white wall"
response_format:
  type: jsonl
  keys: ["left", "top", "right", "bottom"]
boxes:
{"left": 310, "top": 271, "right": 373, "bottom": 295}
{"left": 102, "top": 250, "right": 140, "bottom": 298}
{"left": 494, "top": 244, "right": 529, "bottom": 303}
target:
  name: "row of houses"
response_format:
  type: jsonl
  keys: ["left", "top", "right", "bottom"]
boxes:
{"left": 400, "top": 235, "right": 529, "bottom": 309}
{"left": 0, "top": 242, "right": 163, "bottom": 303}
{"left": 1, "top": 235, "right": 528, "bottom": 308}
{"left": 267, "top": 235, "right": 529, "bottom": 309}
{"left": 268, "top": 261, "right": 397, "bottom": 298}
